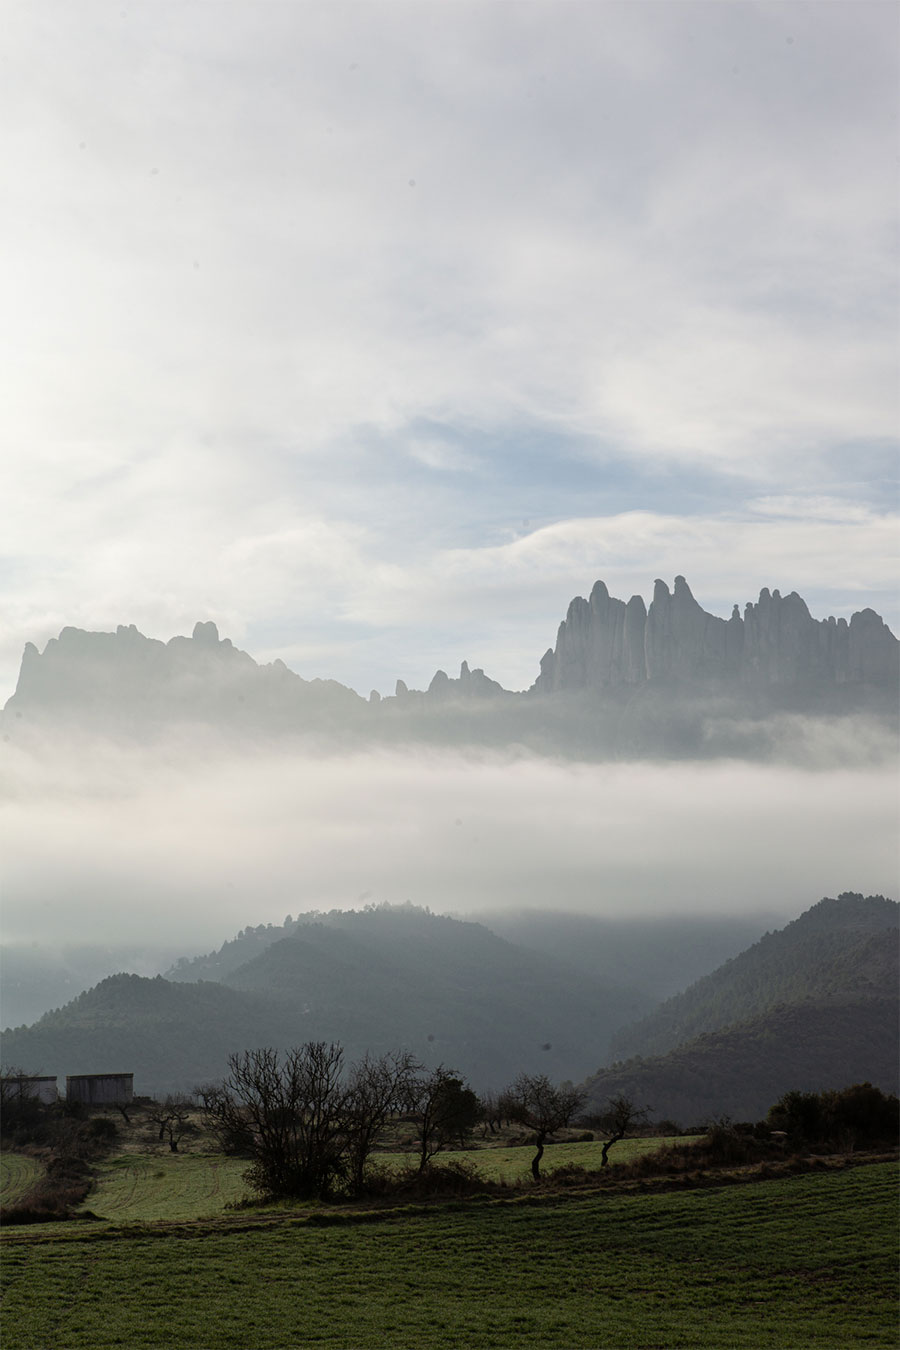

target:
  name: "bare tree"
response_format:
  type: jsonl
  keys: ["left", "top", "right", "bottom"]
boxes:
{"left": 589, "top": 1094, "right": 652, "bottom": 1166}
{"left": 0, "top": 1067, "right": 50, "bottom": 1141}
{"left": 478, "top": 1090, "right": 506, "bottom": 1137}
{"left": 504, "top": 1073, "right": 586, "bottom": 1180}
{"left": 343, "top": 1050, "right": 420, "bottom": 1194}
{"left": 146, "top": 1095, "right": 195, "bottom": 1152}
{"left": 198, "top": 1043, "right": 349, "bottom": 1199}
{"left": 199, "top": 1042, "right": 424, "bottom": 1200}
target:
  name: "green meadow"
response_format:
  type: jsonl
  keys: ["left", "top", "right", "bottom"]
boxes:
{"left": 67, "top": 1135, "right": 683, "bottom": 1224}
{"left": 2, "top": 1162, "right": 896, "bottom": 1349}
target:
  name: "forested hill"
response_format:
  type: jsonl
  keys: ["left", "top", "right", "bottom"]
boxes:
{"left": 0, "top": 907, "right": 654, "bottom": 1094}
{"left": 577, "top": 892, "right": 900, "bottom": 1123}
{"left": 581, "top": 996, "right": 899, "bottom": 1124}
{"left": 608, "top": 893, "right": 898, "bottom": 1062}
{"left": 166, "top": 905, "right": 772, "bottom": 1004}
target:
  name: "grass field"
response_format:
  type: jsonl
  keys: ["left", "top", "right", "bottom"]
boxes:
{"left": 0, "top": 1155, "right": 43, "bottom": 1208}
{"left": 76, "top": 1153, "right": 249, "bottom": 1222}
{"left": 2, "top": 1162, "right": 896, "bottom": 1349}
{"left": 382, "top": 1134, "right": 688, "bottom": 1184}
{"left": 75, "top": 1135, "right": 684, "bottom": 1223}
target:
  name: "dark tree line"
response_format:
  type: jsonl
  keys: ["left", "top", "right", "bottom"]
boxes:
{"left": 198, "top": 1043, "right": 482, "bottom": 1200}
{"left": 196, "top": 1044, "right": 651, "bottom": 1198}
{"left": 767, "top": 1083, "right": 898, "bottom": 1149}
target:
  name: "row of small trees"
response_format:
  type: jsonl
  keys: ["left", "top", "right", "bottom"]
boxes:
{"left": 198, "top": 1045, "right": 483, "bottom": 1200}
{"left": 196, "top": 1042, "right": 640, "bottom": 1199}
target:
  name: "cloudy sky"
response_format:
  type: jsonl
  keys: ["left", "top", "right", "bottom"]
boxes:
{"left": 1, "top": 0, "right": 897, "bottom": 702}
{"left": 1, "top": 1, "right": 898, "bottom": 976}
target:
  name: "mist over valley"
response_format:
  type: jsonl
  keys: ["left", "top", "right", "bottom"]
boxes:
{"left": 1, "top": 578, "right": 896, "bottom": 1116}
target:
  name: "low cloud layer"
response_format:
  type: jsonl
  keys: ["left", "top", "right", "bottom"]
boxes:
{"left": 2, "top": 737, "right": 894, "bottom": 952}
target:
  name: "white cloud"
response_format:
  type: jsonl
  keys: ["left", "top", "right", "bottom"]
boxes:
{"left": 0, "top": 2, "right": 896, "bottom": 695}
{"left": 3, "top": 1, "right": 895, "bottom": 463}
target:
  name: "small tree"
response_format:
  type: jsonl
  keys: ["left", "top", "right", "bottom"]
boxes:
{"left": 412, "top": 1066, "right": 480, "bottom": 1171}
{"left": 199, "top": 1042, "right": 427, "bottom": 1200}
{"left": 767, "top": 1090, "right": 823, "bottom": 1147}
{"left": 504, "top": 1074, "right": 586, "bottom": 1180}
{"left": 343, "top": 1050, "right": 420, "bottom": 1194}
{"left": 146, "top": 1095, "right": 195, "bottom": 1153}
{"left": 478, "top": 1091, "right": 508, "bottom": 1136}
{"left": 199, "top": 1043, "right": 349, "bottom": 1200}
{"left": 0, "top": 1069, "right": 49, "bottom": 1142}
{"left": 592, "top": 1094, "right": 651, "bottom": 1166}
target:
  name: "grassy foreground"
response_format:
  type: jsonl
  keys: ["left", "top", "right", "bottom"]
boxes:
{"left": 2, "top": 1162, "right": 896, "bottom": 1349}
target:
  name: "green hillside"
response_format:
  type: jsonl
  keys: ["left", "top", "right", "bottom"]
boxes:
{"left": 1, "top": 907, "right": 652, "bottom": 1094}
{"left": 609, "top": 893, "right": 898, "bottom": 1061}
{"left": 583, "top": 996, "right": 899, "bottom": 1123}
{"left": 0, "top": 976, "right": 297, "bottom": 1096}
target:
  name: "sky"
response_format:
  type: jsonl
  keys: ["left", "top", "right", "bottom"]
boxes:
{"left": 1, "top": 0, "right": 897, "bottom": 701}
{"left": 0, "top": 2, "right": 897, "bottom": 978}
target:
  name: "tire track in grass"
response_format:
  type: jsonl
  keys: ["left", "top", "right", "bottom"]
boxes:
{"left": 0, "top": 1154, "right": 44, "bottom": 1207}
{"left": 83, "top": 1154, "right": 249, "bottom": 1222}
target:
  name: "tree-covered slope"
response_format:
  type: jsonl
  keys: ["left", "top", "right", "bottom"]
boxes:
{"left": 582, "top": 996, "right": 899, "bottom": 1124}
{"left": 0, "top": 974, "right": 290, "bottom": 1096}
{"left": 1, "top": 907, "right": 653, "bottom": 1095}
{"left": 609, "top": 893, "right": 898, "bottom": 1061}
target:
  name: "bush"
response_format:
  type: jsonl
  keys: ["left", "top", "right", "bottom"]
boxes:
{"left": 391, "top": 1159, "right": 495, "bottom": 1199}
{"left": 0, "top": 1166, "right": 93, "bottom": 1226}
{"left": 83, "top": 1116, "right": 118, "bottom": 1143}
{"left": 546, "top": 1164, "right": 590, "bottom": 1187}
{"left": 768, "top": 1083, "right": 899, "bottom": 1151}
{"left": 357, "top": 1159, "right": 499, "bottom": 1201}
{"left": 701, "top": 1123, "right": 768, "bottom": 1166}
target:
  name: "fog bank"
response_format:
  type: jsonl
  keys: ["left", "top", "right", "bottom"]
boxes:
{"left": 1, "top": 737, "right": 894, "bottom": 951}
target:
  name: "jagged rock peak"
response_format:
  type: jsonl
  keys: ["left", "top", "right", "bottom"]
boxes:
{"left": 533, "top": 578, "right": 899, "bottom": 694}
{"left": 4, "top": 619, "right": 366, "bottom": 727}
{"left": 399, "top": 660, "right": 506, "bottom": 703}
{"left": 192, "top": 620, "right": 220, "bottom": 644}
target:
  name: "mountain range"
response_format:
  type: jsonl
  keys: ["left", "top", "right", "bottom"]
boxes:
{"left": 0, "top": 906, "right": 653, "bottom": 1094}
{"left": 3, "top": 894, "right": 895, "bottom": 1120}
{"left": 3, "top": 577, "right": 896, "bottom": 759}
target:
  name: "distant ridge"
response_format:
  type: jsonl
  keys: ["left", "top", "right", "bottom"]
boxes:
{"left": 3, "top": 579, "right": 896, "bottom": 758}
{"left": 609, "top": 892, "right": 899, "bottom": 1061}
{"left": 0, "top": 905, "right": 652, "bottom": 1094}
{"left": 583, "top": 997, "right": 899, "bottom": 1125}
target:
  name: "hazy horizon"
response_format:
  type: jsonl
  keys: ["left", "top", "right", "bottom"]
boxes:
{"left": 2, "top": 732, "right": 894, "bottom": 955}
